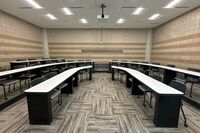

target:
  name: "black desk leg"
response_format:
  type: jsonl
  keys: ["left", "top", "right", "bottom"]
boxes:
{"left": 131, "top": 78, "right": 143, "bottom": 95}
{"left": 76, "top": 63, "right": 79, "bottom": 67}
{"left": 163, "top": 70, "right": 177, "bottom": 85}
{"left": 109, "top": 62, "right": 111, "bottom": 72}
{"left": 89, "top": 68, "right": 92, "bottom": 80}
{"left": 154, "top": 94, "right": 182, "bottom": 127}
{"left": 74, "top": 73, "right": 78, "bottom": 87}
{"left": 67, "top": 77, "right": 73, "bottom": 94}
{"left": 143, "top": 66, "right": 150, "bottom": 75}
{"left": 126, "top": 73, "right": 131, "bottom": 88}
{"left": 112, "top": 68, "right": 115, "bottom": 80}
{"left": 92, "top": 62, "right": 95, "bottom": 72}
{"left": 26, "top": 93, "right": 52, "bottom": 125}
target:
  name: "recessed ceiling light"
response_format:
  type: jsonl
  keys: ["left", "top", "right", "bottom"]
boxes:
{"left": 80, "top": 18, "right": 88, "bottom": 24}
{"left": 24, "top": 0, "right": 43, "bottom": 9}
{"left": 46, "top": 14, "right": 58, "bottom": 20}
{"left": 132, "top": 7, "right": 146, "bottom": 15}
{"left": 148, "top": 14, "right": 161, "bottom": 20}
{"left": 62, "top": 7, "right": 74, "bottom": 15}
{"left": 164, "top": 0, "right": 185, "bottom": 8}
{"left": 116, "top": 18, "right": 126, "bottom": 24}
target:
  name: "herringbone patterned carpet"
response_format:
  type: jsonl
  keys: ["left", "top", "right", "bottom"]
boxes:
{"left": 0, "top": 73, "right": 199, "bottom": 133}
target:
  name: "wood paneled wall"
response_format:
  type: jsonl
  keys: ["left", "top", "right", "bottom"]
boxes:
{"left": 0, "top": 11, "right": 43, "bottom": 69}
{"left": 48, "top": 29, "right": 148, "bottom": 63}
{"left": 152, "top": 7, "right": 200, "bottom": 69}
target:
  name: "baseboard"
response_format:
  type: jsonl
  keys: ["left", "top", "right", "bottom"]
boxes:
{"left": 0, "top": 92, "right": 26, "bottom": 111}
{"left": 183, "top": 95, "right": 200, "bottom": 109}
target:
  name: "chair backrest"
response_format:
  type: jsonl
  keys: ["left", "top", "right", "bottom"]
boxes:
{"left": 30, "top": 77, "right": 45, "bottom": 87}
{"left": 152, "top": 62, "right": 160, "bottom": 65}
{"left": 42, "top": 58, "right": 50, "bottom": 60}
{"left": 169, "top": 80, "right": 186, "bottom": 94}
{"left": 67, "top": 60, "right": 74, "bottom": 62}
{"left": 14, "top": 65, "right": 26, "bottom": 69}
{"left": 16, "top": 59, "right": 26, "bottom": 61}
{"left": 152, "top": 75, "right": 162, "bottom": 82}
{"left": 188, "top": 68, "right": 200, "bottom": 72}
{"left": 28, "top": 58, "right": 36, "bottom": 60}
{"left": 141, "top": 61, "right": 148, "bottom": 64}
{"left": 59, "top": 68, "right": 66, "bottom": 73}
{"left": 0, "top": 66, "right": 4, "bottom": 72}
{"left": 43, "top": 72, "right": 57, "bottom": 80}
{"left": 167, "top": 64, "right": 175, "bottom": 67}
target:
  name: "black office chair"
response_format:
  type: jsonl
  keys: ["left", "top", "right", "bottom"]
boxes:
{"left": 169, "top": 80, "right": 188, "bottom": 127}
{"left": 118, "top": 60, "right": 127, "bottom": 82}
{"left": 112, "top": 60, "right": 121, "bottom": 80}
{"left": 130, "top": 61, "right": 138, "bottom": 70}
{"left": 138, "top": 75, "right": 162, "bottom": 108}
{"left": 141, "top": 61, "right": 148, "bottom": 64}
{"left": 150, "top": 63, "right": 160, "bottom": 76}
{"left": 0, "top": 77, "right": 20, "bottom": 100}
{"left": 30, "top": 77, "right": 45, "bottom": 87}
{"left": 29, "top": 59, "right": 39, "bottom": 66}
{"left": 28, "top": 58, "right": 36, "bottom": 60}
{"left": 58, "top": 67, "right": 66, "bottom": 74}
{"left": 14, "top": 65, "right": 36, "bottom": 88}
{"left": 175, "top": 73, "right": 186, "bottom": 84}
{"left": 44, "top": 72, "right": 69, "bottom": 102}
{"left": 185, "top": 68, "right": 200, "bottom": 97}
{"left": 167, "top": 64, "right": 175, "bottom": 67}
{"left": 31, "top": 76, "right": 63, "bottom": 105}
{"left": 41, "top": 66, "right": 51, "bottom": 74}
{"left": 16, "top": 59, "right": 27, "bottom": 61}
{"left": 43, "top": 72, "right": 57, "bottom": 80}
{"left": 78, "top": 60, "right": 87, "bottom": 81}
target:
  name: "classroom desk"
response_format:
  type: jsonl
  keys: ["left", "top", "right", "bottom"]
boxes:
{"left": 111, "top": 66, "right": 183, "bottom": 127}
{"left": 25, "top": 66, "right": 93, "bottom": 125}
{"left": 9, "top": 58, "right": 65, "bottom": 69}
{"left": 1, "top": 61, "right": 94, "bottom": 78}
{"left": 109, "top": 61, "right": 200, "bottom": 85}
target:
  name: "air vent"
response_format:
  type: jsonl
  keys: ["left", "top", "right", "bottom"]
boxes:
{"left": 70, "top": 6, "right": 84, "bottom": 9}
{"left": 19, "top": 6, "right": 32, "bottom": 9}
{"left": 122, "top": 6, "right": 136, "bottom": 9}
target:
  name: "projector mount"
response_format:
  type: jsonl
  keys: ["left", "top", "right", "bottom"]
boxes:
{"left": 100, "top": 4, "right": 106, "bottom": 18}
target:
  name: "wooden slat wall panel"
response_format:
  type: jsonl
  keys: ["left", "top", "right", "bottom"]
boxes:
{"left": 0, "top": 11, "right": 43, "bottom": 69}
{"left": 152, "top": 7, "right": 200, "bottom": 69}
{"left": 48, "top": 29, "right": 148, "bottom": 64}
{"left": 49, "top": 43, "right": 146, "bottom": 63}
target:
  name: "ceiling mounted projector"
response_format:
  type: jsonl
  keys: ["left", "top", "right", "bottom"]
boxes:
{"left": 97, "top": 4, "right": 109, "bottom": 22}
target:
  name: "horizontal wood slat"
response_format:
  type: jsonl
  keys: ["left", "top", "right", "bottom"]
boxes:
{"left": 153, "top": 42, "right": 200, "bottom": 50}
{"left": 0, "top": 34, "right": 42, "bottom": 44}
{"left": 0, "top": 42, "right": 42, "bottom": 49}
{"left": 152, "top": 7, "right": 200, "bottom": 69}
{"left": 154, "top": 33, "right": 200, "bottom": 45}
{"left": 49, "top": 43, "right": 146, "bottom": 63}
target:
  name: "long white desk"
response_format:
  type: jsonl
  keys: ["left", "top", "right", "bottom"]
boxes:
{"left": 9, "top": 58, "right": 65, "bottom": 69}
{"left": 111, "top": 66, "right": 183, "bottom": 127}
{"left": 112, "top": 66, "right": 183, "bottom": 95}
{"left": 10, "top": 59, "right": 58, "bottom": 63}
{"left": 25, "top": 66, "right": 92, "bottom": 93}
{"left": 0, "top": 61, "right": 94, "bottom": 77}
{"left": 111, "top": 61, "right": 200, "bottom": 77}
{"left": 25, "top": 66, "right": 93, "bottom": 125}
{"left": 109, "top": 61, "right": 200, "bottom": 85}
